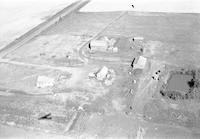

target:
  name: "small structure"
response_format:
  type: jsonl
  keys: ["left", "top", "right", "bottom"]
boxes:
{"left": 130, "top": 37, "right": 145, "bottom": 50}
{"left": 132, "top": 56, "right": 147, "bottom": 70}
{"left": 38, "top": 113, "right": 52, "bottom": 120}
{"left": 88, "top": 72, "right": 96, "bottom": 79}
{"left": 96, "top": 66, "right": 109, "bottom": 81}
{"left": 112, "top": 47, "right": 118, "bottom": 53}
{"left": 133, "top": 37, "right": 144, "bottom": 41}
{"left": 88, "top": 66, "right": 115, "bottom": 86}
{"left": 36, "top": 76, "right": 55, "bottom": 88}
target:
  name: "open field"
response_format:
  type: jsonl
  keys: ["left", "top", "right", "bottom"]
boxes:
{"left": 80, "top": 0, "right": 200, "bottom": 13}
{"left": 0, "top": 0, "right": 75, "bottom": 49}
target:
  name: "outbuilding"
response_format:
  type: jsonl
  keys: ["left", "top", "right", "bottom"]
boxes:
{"left": 88, "top": 40, "right": 108, "bottom": 52}
{"left": 132, "top": 56, "right": 147, "bottom": 70}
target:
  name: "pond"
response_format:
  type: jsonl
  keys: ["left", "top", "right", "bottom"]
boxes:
{"left": 166, "top": 74, "right": 193, "bottom": 94}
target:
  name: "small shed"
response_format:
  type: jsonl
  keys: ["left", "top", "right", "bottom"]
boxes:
{"left": 96, "top": 66, "right": 109, "bottom": 81}
{"left": 133, "top": 56, "right": 147, "bottom": 69}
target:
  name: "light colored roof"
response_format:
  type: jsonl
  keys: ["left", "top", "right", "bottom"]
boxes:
{"left": 134, "top": 56, "right": 147, "bottom": 69}
{"left": 96, "top": 66, "right": 109, "bottom": 81}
